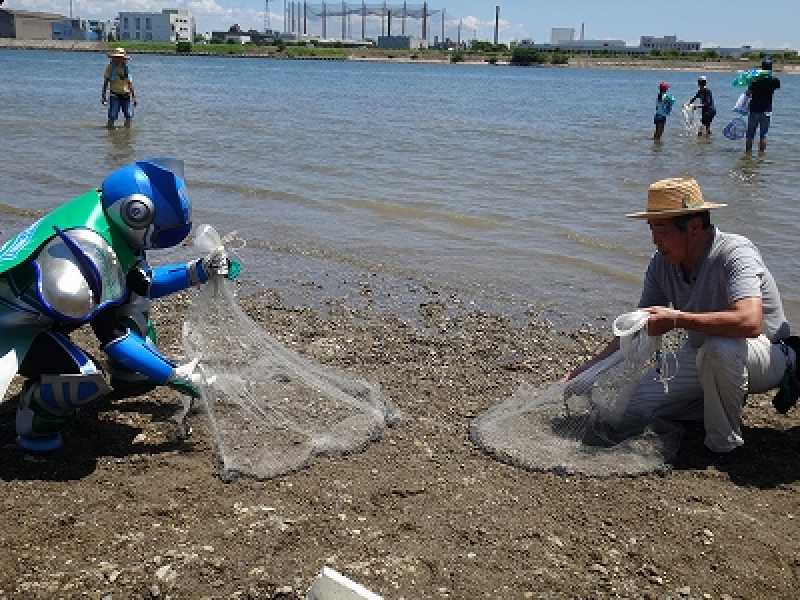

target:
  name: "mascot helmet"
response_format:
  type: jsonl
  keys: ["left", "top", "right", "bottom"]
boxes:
{"left": 101, "top": 158, "right": 191, "bottom": 251}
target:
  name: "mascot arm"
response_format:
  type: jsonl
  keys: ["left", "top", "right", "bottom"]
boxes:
{"left": 103, "top": 329, "right": 176, "bottom": 384}
{"left": 148, "top": 260, "right": 208, "bottom": 299}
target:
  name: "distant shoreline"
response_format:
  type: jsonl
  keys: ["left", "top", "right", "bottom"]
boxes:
{"left": 2, "top": 39, "right": 798, "bottom": 73}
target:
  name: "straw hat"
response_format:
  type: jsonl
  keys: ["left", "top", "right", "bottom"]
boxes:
{"left": 626, "top": 177, "right": 726, "bottom": 219}
{"left": 107, "top": 47, "right": 129, "bottom": 59}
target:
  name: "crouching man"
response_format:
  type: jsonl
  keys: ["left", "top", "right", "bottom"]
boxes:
{"left": 564, "top": 177, "right": 797, "bottom": 456}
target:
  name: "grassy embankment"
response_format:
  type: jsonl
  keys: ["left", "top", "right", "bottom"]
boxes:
{"left": 109, "top": 41, "right": 800, "bottom": 68}
{"left": 113, "top": 40, "right": 347, "bottom": 58}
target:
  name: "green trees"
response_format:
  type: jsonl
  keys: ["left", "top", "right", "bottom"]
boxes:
{"left": 471, "top": 41, "right": 507, "bottom": 53}
{"left": 510, "top": 47, "right": 546, "bottom": 66}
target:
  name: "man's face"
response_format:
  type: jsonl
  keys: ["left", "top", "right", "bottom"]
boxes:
{"left": 648, "top": 218, "right": 688, "bottom": 265}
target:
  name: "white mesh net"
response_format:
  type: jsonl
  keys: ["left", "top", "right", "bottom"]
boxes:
{"left": 182, "top": 227, "right": 399, "bottom": 481}
{"left": 682, "top": 102, "right": 703, "bottom": 136}
{"left": 471, "top": 311, "right": 687, "bottom": 477}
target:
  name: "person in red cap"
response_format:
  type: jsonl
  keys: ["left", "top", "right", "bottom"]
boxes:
{"left": 653, "top": 81, "right": 675, "bottom": 141}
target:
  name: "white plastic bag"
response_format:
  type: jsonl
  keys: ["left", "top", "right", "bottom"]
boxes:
{"left": 613, "top": 310, "right": 660, "bottom": 368}
{"left": 733, "top": 92, "right": 750, "bottom": 115}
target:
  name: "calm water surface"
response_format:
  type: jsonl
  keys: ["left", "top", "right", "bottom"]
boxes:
{"left": 1, "top": 49, "right": 798, "bottom": 325}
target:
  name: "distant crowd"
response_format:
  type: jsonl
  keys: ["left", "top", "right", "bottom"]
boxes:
{"left": 652, "top": 57, "right": 781, "bottom": 154}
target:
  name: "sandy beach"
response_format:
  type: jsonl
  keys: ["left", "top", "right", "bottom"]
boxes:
{"left": 1, "top": 273, "right": 798, "bottom": 599}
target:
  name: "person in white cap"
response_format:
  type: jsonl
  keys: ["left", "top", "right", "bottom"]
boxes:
{"left": 686, "top": 76, "right": 715, "bottom": 136}
{"left": 564, "top": 177, "right": 797, "bottom": 459}
{"left": 101, "top": 47, "right": 138, "bottom": 128}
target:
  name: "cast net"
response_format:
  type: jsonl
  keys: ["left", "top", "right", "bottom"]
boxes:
{"left": 470, "top": 311, "right": 686, "bottom": 477}
{"left": 682, "top": 101, "right": 702, "bottom": 136}
{"left": 182, "top": 226, "right": 399, "bottom": 481}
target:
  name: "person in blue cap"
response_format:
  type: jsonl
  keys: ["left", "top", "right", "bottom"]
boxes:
{"left": 0, "top": 159, "right": 238, "bottom": 452}
{"left": 746, "top": 57, "right": 781, "bottom": 154}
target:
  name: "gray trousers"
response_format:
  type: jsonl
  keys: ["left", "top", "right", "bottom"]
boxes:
{"left": 625, "top": 335, "right": 789, "bottom": 452}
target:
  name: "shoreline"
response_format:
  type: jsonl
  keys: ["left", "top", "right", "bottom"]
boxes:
{"left": 2, "top": 40, "right": 798, "bottom": 72}
{"left": 0, "top": 280, "right": 798, "bottom": 597}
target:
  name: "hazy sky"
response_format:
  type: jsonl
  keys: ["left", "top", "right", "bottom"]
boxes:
{"left": 9, "top": 0, "right": 799, "bottom": 48}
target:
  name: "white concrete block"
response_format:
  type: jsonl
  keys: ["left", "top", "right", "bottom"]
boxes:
{"left": 307, "top": 567, "right": 382, "bottom": 600}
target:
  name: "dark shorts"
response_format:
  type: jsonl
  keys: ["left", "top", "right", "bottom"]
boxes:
{"left": 700, "top": 108, "right": 716, "bottom": 126}
{"left": 746, "top": 112, "right": 771, "bottom": 140}
{"left": 654, "top": 115, "right": 666, "bottom": 125}
{"left": 108, "top": 94, "right": 134, "bottom": 121}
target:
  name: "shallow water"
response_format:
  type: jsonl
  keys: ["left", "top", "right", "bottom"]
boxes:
{"left": 1, "top": 49, "right": 798, "bottom": 326}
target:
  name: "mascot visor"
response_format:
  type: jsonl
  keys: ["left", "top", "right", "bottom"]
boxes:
{"left": 150, "top": 222, "right": 192, "bottom": 249}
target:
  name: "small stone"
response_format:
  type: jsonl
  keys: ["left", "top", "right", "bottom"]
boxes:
{"left": 703, "top": 594, "right": 713, "bottom": 599}
{"left": 642, "top": 564, "right": 660, "bottom": 576}
{"left": 589, "top": 563, "right": 609, "bottom": 577}
{"left": 277, "top": 586, "right": 293, "bottom": 594}
{"left": 677, "top": 586, "right": 691, "bottom": 597}
{"left": 649, "top": 576, "right": 664, "bottom": 585}
{"left": 154, "top": 565, "right": 176, "bottom": 584}
{"left": 149, "top": 584, "right": 161, "bottom": 598}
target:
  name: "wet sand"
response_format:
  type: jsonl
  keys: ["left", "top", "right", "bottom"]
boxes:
{"left": 1, "top": 275, "right": 798, "bottom": 599}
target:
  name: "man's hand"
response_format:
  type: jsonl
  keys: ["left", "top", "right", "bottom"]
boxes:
{"left": 133, "top": 98, "right": 138, "bottom": 107}
{"left": 101, "top": 96, "right": 107, "bottom": 105}
{"left": 642, "top": 306, "right": 680, "bottom": 336}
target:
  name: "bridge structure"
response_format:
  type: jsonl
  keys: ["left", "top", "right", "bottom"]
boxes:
{"left": 283, "top": 2, "right": 441, "bottom": 42}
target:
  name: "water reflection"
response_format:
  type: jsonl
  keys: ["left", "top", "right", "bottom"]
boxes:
{"left": 105, "top": 126, "right": 137, "bottom": 166}
{"left": 729, "top": 153, "right": 768, "bottom": 185}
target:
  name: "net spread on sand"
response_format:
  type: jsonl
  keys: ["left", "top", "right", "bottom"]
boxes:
{"left": 183, "top": 227, "right": 398, "bottom": 481}
{"left": 471, "top": 312, "right": 686, "bottom": 477}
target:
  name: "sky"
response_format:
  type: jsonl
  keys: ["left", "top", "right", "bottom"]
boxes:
{"left": 7, "top": 0, "right": 800, "bottom": 49}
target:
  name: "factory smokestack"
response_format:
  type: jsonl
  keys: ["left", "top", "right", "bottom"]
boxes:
{"left": 422, "top": 1, "right": 427, "bottom": 42}
{"left": 494, "top": 5, "right": 499, "bottom": 45}
{"left": 581, "top": 22, "right": 585, "bottom": 41}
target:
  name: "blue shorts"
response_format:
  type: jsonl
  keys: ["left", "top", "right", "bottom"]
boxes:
{"left": 746, "top": 112, "right": 770, "bottom": 141}
{"left": 108, "top": 94, "right": 134, "bottom": 121}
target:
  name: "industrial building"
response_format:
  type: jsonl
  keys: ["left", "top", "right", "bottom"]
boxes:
{"left": 706, "top": 45, "right": 797, "bottom": 59}
{"left": 51, "top": 18, "right": 110, "bottom": 41}
{"left": 639, "top": 35, "right": 700, "bottom": 52}
{"left": 118, "top": 8, "right": 194, "bottom": 42}
{"left": 550, "top": 27, "right": 575, "bottom": 44}
{"left": 376, "top": 34, "right": 423, "bottom": 49}
{"left": 517, "top": 37, "right": 635, "bottom": 54}
{"left": 0, "top": 8, "right": 64, "bottom": 39}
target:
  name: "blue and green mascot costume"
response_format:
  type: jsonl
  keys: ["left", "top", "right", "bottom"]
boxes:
{"left": 0, "top": 159, "right": 235, "bottom": 452}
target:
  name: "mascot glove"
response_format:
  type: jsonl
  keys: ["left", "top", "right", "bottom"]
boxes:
{"left": 167, "top": 357, "right": 209, "bottom": 399}
{"left": 202, "top": 248, "right": 241, "bottom": 281}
